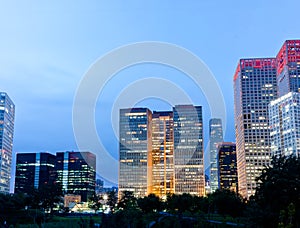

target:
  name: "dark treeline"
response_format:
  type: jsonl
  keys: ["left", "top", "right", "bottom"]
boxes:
{"left": 98, "top": 155, "right": 300, "bottom": 228}
{"left": 0, "top": 184, "right": 63, "bottom": 226}
{"left": 0, "top": 155, "right": 299, "bottom": 227}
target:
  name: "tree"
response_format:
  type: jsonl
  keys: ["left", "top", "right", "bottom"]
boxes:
{"left": 192, "top": 195, "right": 209, "bottom": 214}
{"left": 0, "top": 193, "right": 30, "bottom": 226}
{"left": 26, "top": 184, "right": 63, "bottom": 214}
{"left": 137, "top": 194, "right": 162, "bottom": 213}
{"left": 117, "top": 191, "right": 137, "bottom": 210}
{"left": 165, "top": 193, "right": 195, "bottom": 215}
{"left": 106, "top": 190, "right": 118, "bottom": 213}
{"left": 88, "top": 192, "right": 103, "bottom": 213}
{"left": 253, "top": 155, "right": 300, "bottom": 227}
{"left": 208, "top": 189, "right": 245, "bottom": 217}
{"left": 38, "top": 184, "right": 63, "bottom": 213}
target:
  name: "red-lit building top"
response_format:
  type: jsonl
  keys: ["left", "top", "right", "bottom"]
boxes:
{"left": 276, "top": 40, "right": 300, "bottom": 75}
{"left": 233, "top": 58, "right": 276, "bottom": 81}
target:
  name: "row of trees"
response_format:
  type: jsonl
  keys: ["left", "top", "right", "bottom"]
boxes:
{"left": 89, "top": 155, "right": 300, "bottom": 227}
{"left": 1, "top": 155, "right": 299, "bottom": 227}
{"left": 90, "top": 189, "right": 246, "bottom": 227}
{"left": 0, "top": 184, "right": 63, "bottom": 226}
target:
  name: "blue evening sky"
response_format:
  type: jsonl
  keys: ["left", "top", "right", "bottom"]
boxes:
{"left": 1, "top": 1, "right": 299, "bottom": 189}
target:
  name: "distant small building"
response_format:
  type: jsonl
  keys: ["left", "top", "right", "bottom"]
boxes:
{"left": 96, "top": 179, "right": 104, "bottom": 194}
{"left": 69, "top": 202, "right": 94, "bottom": 213}
{"left": 64, "top": 194, "right": 81, "bottom": 208}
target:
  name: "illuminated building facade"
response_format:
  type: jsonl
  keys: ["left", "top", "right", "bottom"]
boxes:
{"left": 234, "top": 58, "right": 277, "bottom": 198}
{"left": 118, "top": 105, "right": 204, "bottom": 198}
{"left": 269, "top": 92, "right": 300, "bottom": 158}
{"left": 217, "top": 142, "right": 238, "bottom": 193}
{"left": 14, "top": 152, "right": 56, "bottom": 194}
{"left": 56, "top": 151, "right": 96, "bottom": 201}
{"left": 151, "top": 111, "right": 174, "bottom": 198}
{"left": 276, "top": 40, "right": 300, "bottom": 96}
{"left": 173, "top": 105, "right": 204, "bottom": 196}
{"left": 209, "top": 118, "right": 223, "bottom": 193}
{"left": 0, "top": 92, "right": 15, "bottom": 194}
{"left": 119, "top": 108, "right": 152, "bottom": 198}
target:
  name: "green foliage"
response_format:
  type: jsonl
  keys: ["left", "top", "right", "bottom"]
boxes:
{"left": 208, "top": 189, "right": 245, "bottom": 217}
{"left": 165, "top": 193, "right": 194, "bottom": 214}
{"left": 253, "top": 155, "right": 300, "bottom": 227}
{"left": 0, "top": 193, "right": 31, "bottom": 226}
{"left": 88, "top": 192, "right": 103, "bottom": 213}
{"left": 117, "top": 190, "right": 137, "bottom": 210}
{"left": 106, "top": 190, "right": 118, "bottom": 212}
{"left": 37, "top": 183, "right": 63, "bottom": 213}
{"left": 137, "top": 193, "right": 162, "bottom": 213}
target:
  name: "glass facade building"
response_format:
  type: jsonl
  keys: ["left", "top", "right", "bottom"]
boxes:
{"left": 269, "top": 92, "right": 300, "bottom": 158}
{"left": 276, "top": 40, "right": 300, "bottom": 96}
{"left": 56, "top": 151, "right": 96, "bottom": 201}
{"left": 14, "top": 152, "right": 56, "bottom": 194}
{"left": 173, "top": 105, "right": 204, "bottom": 196}
{"left": 118, "top": 105, "right": 205, "bottom": 198}
{"left": 119, "top": 108, "right": 152, "bottom": 198}
{"left": 209, "top": 118, "right": 223, "bottom": 193}
{"left": 151, "top": 111, "right": 174, "bottom": 198}
{"left": 0, "top": 92, "right": 15, "bottom": 194}
{"left": 234, "top": 58, "right": 277, "bottom": 198}
{"left": 217, "top": 142, "right": 238, "bottom": 193}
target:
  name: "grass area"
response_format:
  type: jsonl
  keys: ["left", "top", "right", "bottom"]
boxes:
{"left": 17, "top": 215, "right": 101, "bottom": 228}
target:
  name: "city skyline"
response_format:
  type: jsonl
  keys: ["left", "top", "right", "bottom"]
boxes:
{"left": 1, "top": 1, "right": 300, "bottom": 190}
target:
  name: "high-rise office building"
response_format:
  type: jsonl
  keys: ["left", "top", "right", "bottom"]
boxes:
{"left": 276, "top": 40, "right": 300, "bottom": 96}
{"left": 152, "top": 111, "right": 174, "bottom": 198}
{"left": 0, "top": 92, "right": 15, "bottom": 194}
{"left": 209, "top": 118, "right": 223, "bottom": 193}
{"left": 56, "top": 151, "right": 96, "bottom": 201}
{"left": 269, "top": 92, "right": 300, "bottom": 158}
{"left": 14, "top": 152, "right": 56, "bottom": 194}
{"left": 217, "top": 142, "right": 238, "bottom": 193}
{"left": 119, "top": 108, "right": 152, "bottom": 198}
{"left": 234, "top": 58, "right": 277, "bottom": 198}
{"left": 173, "top": 105, "right": 204, "bottom": 196}
{"left": 118, "top": 105, "right": 205, "bottom": 198}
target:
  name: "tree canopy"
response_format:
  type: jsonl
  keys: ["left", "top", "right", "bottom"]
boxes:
{"left": 253, "top": 155, "right": 300, "bottom": 227}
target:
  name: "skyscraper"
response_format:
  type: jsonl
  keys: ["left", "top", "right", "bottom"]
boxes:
{"left": 119, "top": 108, "right": 152, "bottom": 198}
{"left": 118, "top": 105, "right": 205, "bottom": 198}
{"left": 217, "top": 142, "right": 238, "bottom": 193}
{"left": 276, "top": 40, "right": 300, "bottom": 96}
{"left": 209, "top": 118, "right": 223, "bottom": 193}
{"left": 14, "top": 152, "right": 56, "bottom": 194}
{"left": 56, "top": 151, "right": 96, "bottom": 201}
{"left": 152, "top": 111, "right": 174, "bottom": 198}
{"left": 269, "top": 92, "right": 300, "bottom": 158}
{"left": 234, "top": 58, "right": 277, "bottom": 198}
{"left": 0, "top": 92, "right": 15, "bottom": 194}
{"left": 173, "top": 105, "right": 204, "bottom": 196}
